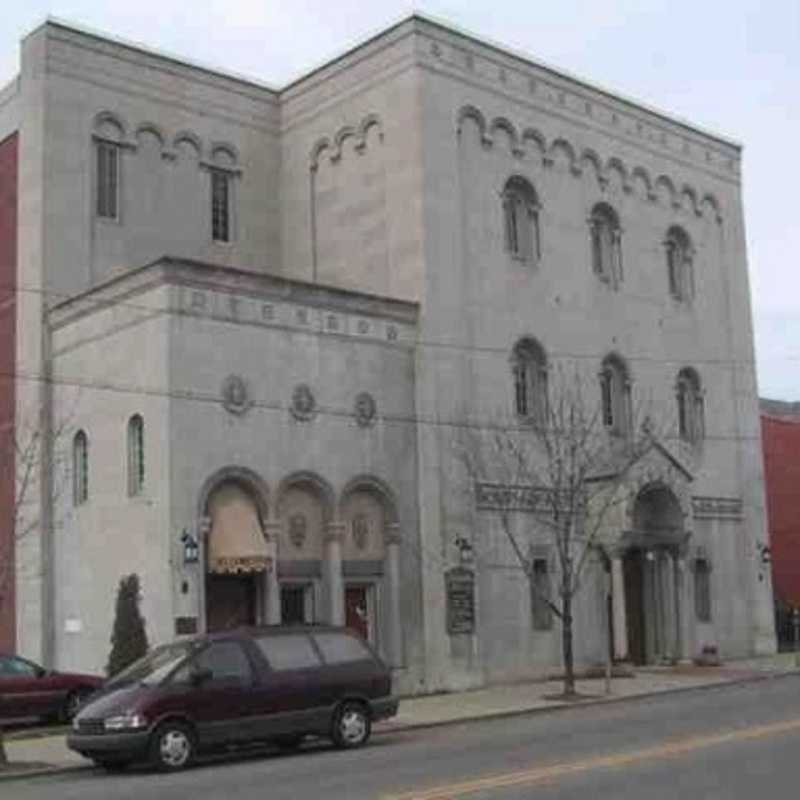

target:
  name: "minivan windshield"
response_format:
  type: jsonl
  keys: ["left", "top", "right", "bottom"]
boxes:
{"left": 107, "top": 641, "right": 197, "bottom": 687}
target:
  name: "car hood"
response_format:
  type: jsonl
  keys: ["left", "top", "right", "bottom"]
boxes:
{"left": 76, "top": 683, "right": 156, "bottom": 719}
{"left": 60, "top": 671, "right": 104, "bottom": 687}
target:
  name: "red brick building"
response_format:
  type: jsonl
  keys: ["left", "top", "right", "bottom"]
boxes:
{"left": 761, "top": 400, "right": 800, "bottom": 647}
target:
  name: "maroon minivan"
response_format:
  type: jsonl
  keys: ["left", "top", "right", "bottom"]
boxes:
{"left": 67, "top": 626, "right": 398, "bottom": 772}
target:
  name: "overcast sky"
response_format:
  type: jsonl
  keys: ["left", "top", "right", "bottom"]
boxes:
{"left": 1, "top": 1, "right": 798, "bottom": 398}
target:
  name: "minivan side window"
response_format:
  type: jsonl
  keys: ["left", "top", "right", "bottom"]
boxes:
{"left": 313, "top": 633, "right": 373, "bottom": 665}
{"left": 171, "top": 641, "right": 253, "bottom": 686}
{"left": 255, "top": 634, "right": 321, "bottom": 672}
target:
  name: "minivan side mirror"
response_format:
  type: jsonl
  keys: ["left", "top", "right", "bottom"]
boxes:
{"left": 190, "top": 667, "right": 213, "bottom": 687}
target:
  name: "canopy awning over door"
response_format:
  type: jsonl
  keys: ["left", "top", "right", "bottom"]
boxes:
{"left": 207, "top": 484, "right": 271, "bottom": 574}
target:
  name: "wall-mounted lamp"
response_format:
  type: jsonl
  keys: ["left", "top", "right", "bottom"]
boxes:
{"left": 181, "top": 529, "right": 199, "bottom": 565}
{"left": 454, "top": 536, "right": 474, "bottom": 566}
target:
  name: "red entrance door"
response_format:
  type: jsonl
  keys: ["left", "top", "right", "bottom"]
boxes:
{"left": 345, "top": 586, "right": 370, "bottom": 641}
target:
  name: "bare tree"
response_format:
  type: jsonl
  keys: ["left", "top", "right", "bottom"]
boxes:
{"left": 0, "top": 405, "right": 71, "bottom": 766}
{"left": 458, "top": 369, "right": 658, "bottom": 698}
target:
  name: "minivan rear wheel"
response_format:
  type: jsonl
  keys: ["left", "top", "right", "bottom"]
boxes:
{"left": 332, "top": 702, "right": 371, "bottom": 749}
{"left": 150, "top": 721, "right": 196, "bottom": 771}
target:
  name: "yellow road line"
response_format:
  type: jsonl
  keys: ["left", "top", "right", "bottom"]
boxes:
{"left": 383, "top": 717, "right": 800, "bottom": 800}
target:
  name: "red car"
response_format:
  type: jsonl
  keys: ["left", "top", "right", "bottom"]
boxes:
{"left": 0, "top": 654, "right": 103, "bottom": 723}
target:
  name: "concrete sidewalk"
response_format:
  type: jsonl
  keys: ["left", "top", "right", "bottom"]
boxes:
{"left": 3, "top": 653, "right": 798, "bottom": 782}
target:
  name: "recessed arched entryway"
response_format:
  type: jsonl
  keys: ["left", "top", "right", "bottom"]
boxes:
{"left": 622, "top": 483, "right": 687, "bottom": 665}
{"left": 198, "top": 467, "right": 271, "bottom": 633}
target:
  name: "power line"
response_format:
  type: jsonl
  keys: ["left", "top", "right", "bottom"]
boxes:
{"left": 4, "top": 366, "right": 762, "bottom": 444}
{"left": 0, "top": 277, "right": 758, "bottom": 369}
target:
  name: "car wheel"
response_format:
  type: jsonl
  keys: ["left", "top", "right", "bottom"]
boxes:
{"left": 60, "top": 688, "right": 92, "bottom": 722}
{"left": 332, "top": 701, "right": 371, "bottom": 749}
{"left": 149, "top": 721, "right": 196, "bottom": 772}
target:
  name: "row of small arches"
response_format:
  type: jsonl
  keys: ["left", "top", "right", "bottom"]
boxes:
{"left": 309, "top": 113, "right": 385, "bottom": 169}
{"left": 93, "top": 110, "right": 239, "bottom": 167}
{"left": 458, "top": 105, "right": 722, "bottom": 223}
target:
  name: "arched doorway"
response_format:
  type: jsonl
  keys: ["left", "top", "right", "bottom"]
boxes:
{"left": 623, "top": 484, "right": 686, "bottom": 665}
{"left": 202, "top": 475, "right": 271, "bottom": 632}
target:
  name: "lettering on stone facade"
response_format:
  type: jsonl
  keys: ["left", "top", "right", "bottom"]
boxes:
{"left": 191, "top": 290, "right": 207, "bottom": 311}
{"left": 475, "top": 482, "right": 555, "bottom": 513}
{"left": 326, "top": 314, "right": 340, "bottom": 331}
{"left": 386, "top": 324, "right": 398, "bottom": 341}
{"left": 296, "top": 308, "right": 309, "bottom": 325}
{"left": 691, "top": 496, "right": 743, "bottom": 520}
{"left": 261, "top": 303, "right": 274, "bottom": 321}
{"left": 446, "top": 566, "right": 476, "bottom": 635}
{"left": 357, "top": 319, "right": 370, "bottom": 334}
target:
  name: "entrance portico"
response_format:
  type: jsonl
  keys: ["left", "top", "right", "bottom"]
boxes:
{"left": 611, "top": 483, "right": 693, "bottom": 665}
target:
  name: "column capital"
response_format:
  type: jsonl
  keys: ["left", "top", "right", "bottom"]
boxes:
{"left": 385, "top": 523, "right": 402, "bottom": 546}
{"left": 262, "top": 521, "right": 282, "bottom": 541}
{"left": 324, "top": 522, "right": 346, "bottom": 544}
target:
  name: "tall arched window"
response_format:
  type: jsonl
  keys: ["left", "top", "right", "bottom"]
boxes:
{"left": 127, "top": 415, "right": 145, "bottom": 496}
{"left": 589, "top": 203, "right": 622, "bottom": 287}
{"left": 92, "top": 113, "right": 126, "bottom": 221}
{"left": 73, "top": 430, "right": 88, "bottom": 506}
{"left": 676, "top": 368, "right": 704, "bottom": 444}
{"left": 665, "top": 226, "right": 694, "bottom": 302}
{"left": 502, "top": 177, "right": 541, "bottom": 264}
{"left": 511, "top": 338, "right": 548, "bottom": 423}
{"left": 599, "top": 354, "right": 631, "bottom": 437}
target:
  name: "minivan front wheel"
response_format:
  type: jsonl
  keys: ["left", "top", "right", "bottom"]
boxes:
{"left": 150, "top": 721, "right": 195, "bottom": 771}
{"left": 332, "top": 702, "right": 371, "bottom": 749}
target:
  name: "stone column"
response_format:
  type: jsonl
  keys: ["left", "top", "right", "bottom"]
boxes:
{"left": 644, "top": 550, "right": 657, "bottom": 663}
{"left": 664, "top": 551, "right": 678, "bottom": 663}
{"left": 611, "top": 554, "right": 629, "bottom": 661}
{"left": 262, "top": 522, "right": 282, "bottom": 625}
{"left": 324, "top": 522, "right": 345, "bottom": 625}
{"left": 384, "top": 525, "right": 403, "bottom": 668}
{"left": 675, "top": 555, "right": 692, "bottom": 663}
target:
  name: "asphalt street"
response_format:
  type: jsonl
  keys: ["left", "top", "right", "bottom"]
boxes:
{"left": 6, "top": 675, "right": 800, "bottom": 799}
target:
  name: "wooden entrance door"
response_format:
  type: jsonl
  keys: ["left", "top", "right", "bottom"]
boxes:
{"left": 345, "top": 585, "right": 370, "bottom": 641}
{"left": 623, "top": 551, "right": 647, "bottom": 665}
{"left": 206, "top": 574, "right": 257, "bottom": 632}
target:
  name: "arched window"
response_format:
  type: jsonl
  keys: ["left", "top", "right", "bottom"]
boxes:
{"left": 92, "top": 113, "right": 125, "bottom": 221}
{"left": 511, "top": 338, "right": 548, "bottom": 423}
{"left": 676, "top": 368, "right": 704, "bottom": 444}
{"left": 665, "top": 226, "right": 694, "bottom": 302}
{"left": 599, "top": 354, "right": 631, "bottom": 437}
{"left": 589, "top": 203, "right": 622, "bottom": 287}
{"left": 208, "top": 145, "right": 238, "bottom": 243}
{"left": 127, "top": 415, "right": 145, "bottom": 496}
{"left": 502, "top": 177, "right": 541, "bottom": 264}
{"left": 73, "top": 430, "right": 88, "bottom": 506}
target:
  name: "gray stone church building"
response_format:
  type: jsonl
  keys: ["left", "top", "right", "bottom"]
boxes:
{"left": 0, "top": 15, "right": 774, "bottom": 694}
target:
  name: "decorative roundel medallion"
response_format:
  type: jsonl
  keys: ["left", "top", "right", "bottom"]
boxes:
{"left": 221, "top": 374, "right": 252, "bottom": 415}
{"left": 354, "top": 392, "right": 377, "bottom": 427}
{"left": 290, "top": 383, "right": 317, "bottom": 421}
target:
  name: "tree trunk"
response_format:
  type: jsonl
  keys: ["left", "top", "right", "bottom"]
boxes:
{"left": 561, "top": 591, "right": 576, "bottom": 696}
{"left": 0, "top": 727, "right": 7, "bottom": 766}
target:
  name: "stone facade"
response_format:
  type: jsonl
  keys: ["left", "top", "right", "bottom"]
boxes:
{"left": 0, "top": 14, "right": 774, "bottom": 693}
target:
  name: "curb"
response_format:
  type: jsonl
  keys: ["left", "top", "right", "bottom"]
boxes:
{"left": 0, "top": 763, "right": 90, "bottom": 784}
{"left": 374, "top": 669, "right": 799, "bottom": 736}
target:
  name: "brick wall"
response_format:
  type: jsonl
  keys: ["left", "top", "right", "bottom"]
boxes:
{"left": 762, "top": 413, "right": 800, "bottom": 608}
{"left": 0, "top": 132, "right": 17, "bottom": 651}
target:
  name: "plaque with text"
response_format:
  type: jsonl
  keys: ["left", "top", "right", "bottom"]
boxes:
{"left": 446, "top": 567, "right": 475, "bottom": 635}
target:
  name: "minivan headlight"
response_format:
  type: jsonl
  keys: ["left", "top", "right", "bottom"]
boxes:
{"left": 103, "top": 713, "right": 147, "bottom": 731}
